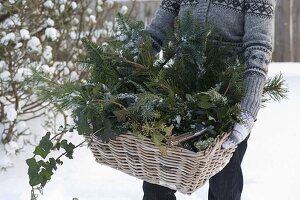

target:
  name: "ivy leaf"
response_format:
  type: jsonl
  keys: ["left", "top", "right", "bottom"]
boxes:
{"left": 60, "top": 140, "right": 76, "bottom": 159}
{"left": 198, "top": 101, "right": 213, "bottom": 109}
{"left": 49, "top": 158, "right": 57, "bottom": 170}
{"left": 196, "top": 93, "right": 213, "bottom": 109}
{"left": 33, "top": 146, "right": 48, "bottom": 159}
{"left": 39, "top": 132, "right": 53, "bottom": 152}
{"left": 26, "top": 158, "right": 42, "bottom": 187}
{"left": 39, "top": 168, "right": 54, "bottom": 187}
{"left": 56, "top": 159, "right": 63, "bottom": 165}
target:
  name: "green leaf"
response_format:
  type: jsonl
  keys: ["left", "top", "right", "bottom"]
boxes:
{"left": 151, "top": 132, "right": 165, "bottom": 146}
{"left": 159, "top": 145, "right": 168, "bottom": 156}
{"left": 39, "top": 168, "right": 54, "bottom": 187}
{"left": 26, "top": 158, "right": 42, "bottom": 187}
{"left": 49, "top": 158, "right": 57, "bottom": 170}
{"left": 33, "top": 146, "right": 48, "bottom": 159}
{"left": 162, "top": 124, "right": 174, "bottom": 137}
{"left": 39, "top": 132, "right": 53, "bottom": 152}
{"left": 56, "top": 159, "right": 63, "bottom": 165}
{"left": 60, "top": 140, "right": 76, "bottom": 159}
{"left": 198, "top": 100, "right": 213, "bottom": 109}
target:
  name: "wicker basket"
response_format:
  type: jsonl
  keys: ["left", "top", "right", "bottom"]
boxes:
{"left": 86, "top": 132, "right": 236, "bottom": 195}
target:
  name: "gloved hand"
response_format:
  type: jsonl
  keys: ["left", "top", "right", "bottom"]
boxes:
{"left": 222, "top": 110, "right": 255, "bottom": 149}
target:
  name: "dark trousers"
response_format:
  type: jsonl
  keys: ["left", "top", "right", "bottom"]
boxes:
{"left": 142, "top": 137, "right": 249, "bottom": 200}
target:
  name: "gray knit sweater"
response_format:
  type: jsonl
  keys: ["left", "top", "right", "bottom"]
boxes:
{"left": 147, "top": 0, "right": 276, "bottom": 119}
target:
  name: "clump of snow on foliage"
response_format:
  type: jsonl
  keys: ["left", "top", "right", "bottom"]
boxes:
{"left": 27, "top": 36, "right": 42, "bottom": 53}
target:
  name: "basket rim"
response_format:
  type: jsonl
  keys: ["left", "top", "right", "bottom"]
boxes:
{"left": 86, "top": 131, "right": 232, "bottom": 156}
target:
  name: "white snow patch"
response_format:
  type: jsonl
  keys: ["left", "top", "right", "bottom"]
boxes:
{"left": 0, "top": 123, "right": 4, "bottom": 138}
{"left": 2, "top": 18, "right": 14, "bottom": 29}
{"left": 175, "top": 115, "right": 181, "bottom": 124}
{"left": 44, "top": 0, "right": 54, "bottom": 9}
{"left": 105, "top": 0, "right": 114, "bottom": 8}
{"left": 14, "top": 42, "right": 23, "bottom": 49}
{"left": 42, "top": 45, "right": 53, "bottom": 62}
{"left": 0, "top": 60, "right": 8, "bottom": 71}
{"left": 13, "top": 71, "right": 25, "bottom": 82}
{"left": 45, "top": 27, "right": 58, "bottom": 41}
{"left": 0, "top": 150, "right": 13, "bottom": 169}
{"left": 4, "top": 105, "right": 17, "bottom": 122}
{"left": 27, "top": 36, "right": 42, "bottom": 53}
{"left": 0, "top": 32, "right": 16, "bottom": 45}
{"left": 4, "top": 141, "right": 19, "bottom": 155}
{"left": 16, "top": 121, "right": 30, "bottom": 135}
{"left": 96, "top": 5, "right": 103, "bottom": 13}
{"left": 71, "top": 2, "right": 77, "bottom": 10}
{"left": 20, "top": 29, "right": 30, "bottom": 40}
{"left": 0, "top": 70, "right": 10, "bottom": 81}
{"left": 120, "top": 5, "right": 128, "bottom": 15}
{"left": 46, "top": 18, "right": 55, "bottom": 27}
{"left": 89, "top": 15, "right": 97, "bottom": 24}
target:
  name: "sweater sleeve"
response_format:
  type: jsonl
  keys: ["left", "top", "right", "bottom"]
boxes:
{"left": 146, "top": 0, "right": 180, "bottom": 53}
{"left": 241, "top": 0, "right": 276, "bottom": 119}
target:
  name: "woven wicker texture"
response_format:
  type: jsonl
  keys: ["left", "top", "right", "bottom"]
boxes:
{"left": 86, "top": 133, "right": 236, "bottom": 195}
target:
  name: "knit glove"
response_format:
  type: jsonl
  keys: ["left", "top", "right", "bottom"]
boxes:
{"left": 222, "top": 110, "right": 255, "bottom": 149}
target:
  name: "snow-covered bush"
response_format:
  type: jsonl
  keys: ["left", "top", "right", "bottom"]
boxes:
{"left": 0, "top": 0, "right": 129, "bottom": 169}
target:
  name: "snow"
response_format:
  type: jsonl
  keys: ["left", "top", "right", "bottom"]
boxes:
{"left": 86, "top": 8, "right": 93, "bottom": 15}
{"left": 0, "top": 123, "right": 4, "bottom": 137}
{"left": 59, "top": 4, "right": 65, "bottom": 13}
{"left": 42, "top": 45, "right": 53, "bottom": 62}
{"left": 4, "top": 105, "right": 17, "bottom": 122}
{"left": 0, "top": 60, "right": 8, "bottom": 71}
{"left": 105, "top": 0, "right": 114, "bottom": 8}
{"left": 0, "top": 32, "right": 16, "bottom": 46}
{"left": 45, "top": 27, "right": 58, "bottom": 41}
{"left": 14, "top": 42, "right": 23, "bottom": 49}
{"left": 43, "top": 0, "right": 54, "bottom": 9}
{"left": 20, "top": 29, "right": 30, "bottom": 40}
{"left": 38, "top": 64, "right": 50, "bottom": 73}
{"left": 0, "top": 70, "right": 10, "bottom": 81}
{"left": 16, "top": 121, "right": 30, "bottom": 135}
{"left": 89, "top": 15, "right": 97, "bottom": 24}
{"left": 4, "top": 141, "right": 19, "bottom": 155}
{"left": 175, "top": 115, "right": 181, "bottom": 124}
{"left": 13, "top": 71, "right": 25, "bottom": 82}
{"left": 71, "top": 2, "right": 77, "bottom": 10}
{"left": 120, "top": 5, "right": 128, "bottom": 15}
{"left": 0, "top": 63, "right": 300, "bottom": 200}
{"left": 0, "top": 148, "right": 13, "bottom": 169}
{"left": 45, "top": 18, "right": 55, "bottom": 27}
{"left": 27, "top": 36, "right": 42, "bottom": 53}
{"left": 97, "top": 5, "right": 103, "bottom": 13}
{"left": 2, "top": 18, "right": 15, "bottom": 29}
{"left": 97, "top": 0, "right": 104, "bottom": 5}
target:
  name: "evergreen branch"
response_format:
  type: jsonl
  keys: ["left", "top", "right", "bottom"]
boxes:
{"left": 92, "top": 99, "right": 128, "bottom": 111}
{"left": 263, "top": 73, "right": 288, "bottom": 102}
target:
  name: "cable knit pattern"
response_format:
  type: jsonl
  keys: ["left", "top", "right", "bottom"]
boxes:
{"left": 147, "top": 0, "right": 276, "bottom": 119}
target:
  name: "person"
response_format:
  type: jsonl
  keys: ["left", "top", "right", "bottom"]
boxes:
{"left": 142, "top": 0, "right": 276, "bottom": 199}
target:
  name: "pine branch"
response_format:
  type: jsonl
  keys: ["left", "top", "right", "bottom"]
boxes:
{"left": 263, "top": 73, "right": 288, "bottom": 102}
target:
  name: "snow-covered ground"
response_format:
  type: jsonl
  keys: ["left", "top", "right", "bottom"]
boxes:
{"left": 0, "top": 63, "right": 300, "bottom": 200}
